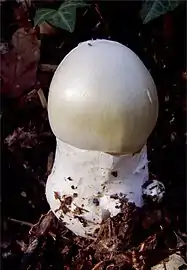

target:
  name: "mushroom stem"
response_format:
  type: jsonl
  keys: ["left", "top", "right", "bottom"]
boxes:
{"left": 46, "top": 139, "right": 148, "bottom": 237}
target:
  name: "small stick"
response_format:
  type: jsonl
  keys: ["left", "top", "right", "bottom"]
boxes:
{"left": 37, "top": 88, "right": 47, "bottom": 109}
{"left": 94, "top": 4, "right": 105, "bottom": 24}
{"left": 91, "top": 261, "right": 104, "bottom": 270}
{"left": 8, "top": 217, "right": 33, "bottom": 227}
{"left": 8, "top": 216, "right": 56, "bottom": 239}
{"left": 40, "top": 64, "right": 58, "bottom": 72}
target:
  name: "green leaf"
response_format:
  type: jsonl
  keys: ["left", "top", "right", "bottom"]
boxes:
{"left": 34, "top": 0, "right": 89, "bottom": 33}
{"left": 59, "top": 0, "right": 89, "bottom": 10}
{"left": 48, "top": 7, "right": 76, "bottom": 33}
{"left": 34, "top": 8, "right": 57, "bottom": 26}
{"left": 140, "top": 0, "right": 181, "bottom": 24}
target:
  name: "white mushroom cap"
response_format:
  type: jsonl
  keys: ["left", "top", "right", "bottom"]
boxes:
{"left": 48, "top": 39, "right": 158, "bottom": 154}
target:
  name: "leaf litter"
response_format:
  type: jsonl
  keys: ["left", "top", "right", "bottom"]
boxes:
{"left": 1, "top": 27, "right": 40, "bottom": 98}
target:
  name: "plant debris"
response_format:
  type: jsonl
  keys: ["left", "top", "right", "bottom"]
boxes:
{"left": 11, "top": 202, "right": 186, "bottom": 270}
{"left": 1, "top": 27, "right": 40, "bottom": 98}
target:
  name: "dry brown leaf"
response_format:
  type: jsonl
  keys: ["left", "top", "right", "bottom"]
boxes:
{"left": 29, "top": 211, "right": 55, "bottom": 237}
{"left": 0, "top": 27, "right": 40, "bottom": 98}
{"left": 14, "top": 5, "right": 32, "bottom": 28}
{"left": 39, "top": 22, "right": 57, "bottom": 35}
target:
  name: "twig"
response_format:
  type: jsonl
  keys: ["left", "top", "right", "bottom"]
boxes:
{"left": 94, "top": 4, "right": 105, "bottom": 24}
{"left": 8, "top": 217, "right": 33, "bottom": 227}
{"left": 82, "top": 8, "right": 89, "bottom": 17}
{"left": 8, "top": 216, "right": 56, "bottom": 239}
{"left": 91, "top": 261, "right": 104, "bottom": 270}
{"left": 37, "top": 88, "right": 47, "bottom": 109}
{"left": 40, "top": 64, "right": 58, "bottom": 73}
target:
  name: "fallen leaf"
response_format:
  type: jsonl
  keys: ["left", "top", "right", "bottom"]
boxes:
{"left": 16, "top": 0, "right": 32, "bottom": 12}
{"left": 14, "top": 5, "right": 32, "bottom": 28}
{"left": 39, "top": 21, "right": 57, "bottom": 35}
{"left": 0, "top": 28, "right": 40, "bottom": 98}
{"left": 29, "top": 211, "right": 55, "bottom": 237}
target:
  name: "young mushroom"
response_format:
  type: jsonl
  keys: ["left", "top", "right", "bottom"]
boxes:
{"left": 46, "top": 39, "right": 160, "bottom": 238}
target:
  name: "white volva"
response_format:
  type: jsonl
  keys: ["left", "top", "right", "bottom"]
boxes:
{"left": 46, "top": 39, "right": 159, "bottom": 237}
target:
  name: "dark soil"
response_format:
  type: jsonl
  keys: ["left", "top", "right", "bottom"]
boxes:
{"left": 1, "top": 1, "right": 186, "bottom": 270}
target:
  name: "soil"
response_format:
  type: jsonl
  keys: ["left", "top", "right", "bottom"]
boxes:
{"left": 1, "top": 1, "right": 186, "bottom": 270}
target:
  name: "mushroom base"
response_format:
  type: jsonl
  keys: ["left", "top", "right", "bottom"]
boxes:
{"left": 46, "top": 139, "right": 149, "bottom": 237}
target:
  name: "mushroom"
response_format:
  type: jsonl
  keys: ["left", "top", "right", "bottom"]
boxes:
{"left": 46, "top": 39, "right": 159, "bottom": 238}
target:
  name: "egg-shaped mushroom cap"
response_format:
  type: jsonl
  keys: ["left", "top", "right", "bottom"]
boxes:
{"left": 48, "top": 39, "right": 158, "bottom": 154}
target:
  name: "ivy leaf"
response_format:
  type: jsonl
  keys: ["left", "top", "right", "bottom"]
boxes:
{"left": 140, "top": 0, "right": 181, "bottom": 24}
{"left": 34, "top": 8, "right": 57, "bottom": 27}
{"left": 48, "top": 7, "right": 76, "bottom": 33}
{"left": 58, "top": 0, "right": 89, "bottom": 10}
{"left": 34, "top": 0, "right": 89, "bottom": 33}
